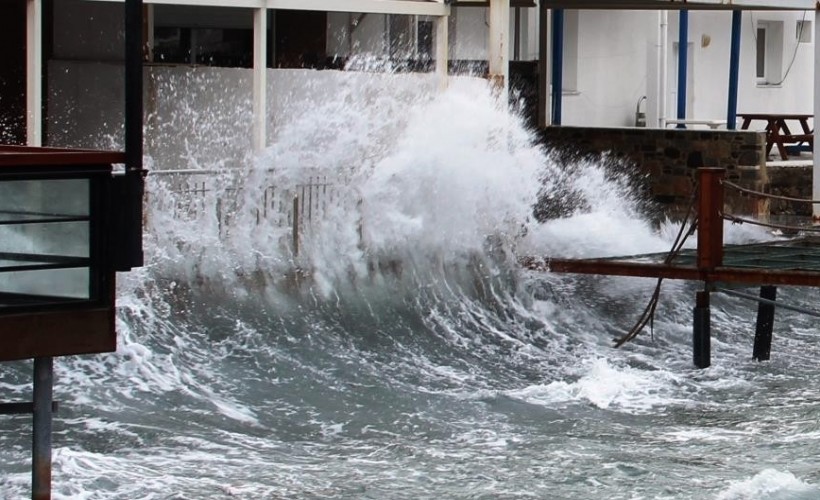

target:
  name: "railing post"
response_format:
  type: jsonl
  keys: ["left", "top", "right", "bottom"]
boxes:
{"left": 697, "top": 168, "right": 725, "bottom": 271}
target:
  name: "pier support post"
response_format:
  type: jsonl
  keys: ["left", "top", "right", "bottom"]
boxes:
{"left": 693, "top": 291, "right": 711, "bottom": 369}
{"left": 753, "top": 285, "right": 777, "bottom": 361}
{"left": 32, "top": 357, "right": 53, "bottom": 500}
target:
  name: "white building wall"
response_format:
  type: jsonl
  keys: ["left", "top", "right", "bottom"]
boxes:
{"left": 685, "top": 10, "right": 813, "bottom": 127}
{"left": 562, "top": 10, "right": 656, "bottom": 127}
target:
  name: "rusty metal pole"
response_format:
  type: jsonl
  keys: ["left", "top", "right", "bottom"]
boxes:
{"left": 693, "top": 168, "right": 724, "bottom": 369}
{"left": 32, "top": 357, "right": 53, "bottom": 500}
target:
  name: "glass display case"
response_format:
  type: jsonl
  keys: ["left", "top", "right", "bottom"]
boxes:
{"left": 0, "top": 146, "right": 125, "bottom": 361}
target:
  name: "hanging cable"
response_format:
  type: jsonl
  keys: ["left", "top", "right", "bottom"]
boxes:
{"left": 614, "top": 181, "right": 699, "bottom": 347}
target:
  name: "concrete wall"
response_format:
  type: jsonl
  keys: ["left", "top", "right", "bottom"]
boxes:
{"left": 540, "top": 126, "right": 769, "bottom": 218}
{"left": 563, "top": 10, "right": 656, "bottom": 128}
{"left": 682, "top": 11, "right": 813, "bottom": 127}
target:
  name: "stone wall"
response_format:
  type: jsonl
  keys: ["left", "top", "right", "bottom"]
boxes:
{"left": 539, "top": 126, "right": 769, "bottom": 219}
{"left": 767, "top": 166, "right": 812, "bottom": 216}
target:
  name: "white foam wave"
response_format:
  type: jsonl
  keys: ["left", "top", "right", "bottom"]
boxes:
{"left": 505, "top": 357, "right": 685, "bottom": 413}
{"left": 715, "top": 469, "right": 815, "bottom": 500}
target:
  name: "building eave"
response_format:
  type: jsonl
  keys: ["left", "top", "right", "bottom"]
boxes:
{"left": 82, "top": 0, "right": 450, "bottom": 16}
{"left": 540, "top": 0, "right": 816, "bottom": 10}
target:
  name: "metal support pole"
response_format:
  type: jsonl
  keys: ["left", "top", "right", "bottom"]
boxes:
{"left": 813, "top": 9, "right": 820, "bottom": 219}
{"left": 537, "top": 1, "right": 549, "bottom": 128}
{"left": 676, "top": 10, "right": 688, "bottom": 127}
{"left": 753, "top": 285, "right": 777, "bottom": 361}
{"left": 292, "top": 195, "right": 300, "bottom": 257}
{"left": 551, "top": 9, "right": 564, "bottom": 125}
{"left": 693, "top": 291, "right": 711, "bottom": 369}
{"left": 121, "top": 0, "right": 145, "bottom": 270}
{"left": 727, "top": 10, "right": 741, "bottom": 130}
{"left": 32, "top": 357, "right": 53, "bottom": 500}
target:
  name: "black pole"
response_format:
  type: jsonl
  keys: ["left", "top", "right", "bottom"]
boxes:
{"left": 121, "top": 0, "right": 144, "bottom": 270}
{"left": 727, "top": 10, "right": 742, "bottom": 130}
{"left": 550, "top": 9, "right": 564, "bottom": 125}
{"left": 32, "top": 357, "right": 53, "bottom": 500}
{"left": 753, "top": 285, "right": 777, "bottom": 361}
{"left": 693, "top": 290, "right": 711, "bottom": 369}
{"left": 537, "top": 0, "right": 548, "bottom": 128}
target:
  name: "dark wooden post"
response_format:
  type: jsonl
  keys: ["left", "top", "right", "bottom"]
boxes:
{"left": 32, "top": 357, "right": 53, "bottom": 500}
{"left": 693, "top": 168, "right": 724, "bottom": 369}
{"left": 697, "top": 168, "right": 724, "bottom": 271}
{"left": 693, "top": 290, "right": 711, "bottom": 369}
{"left": 753, "top": 285, "right": 777, "bottom": 361}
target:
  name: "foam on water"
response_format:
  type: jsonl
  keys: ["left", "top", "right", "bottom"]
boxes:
{"left": 716, "top": 469, "right": 816, "bottom": 500}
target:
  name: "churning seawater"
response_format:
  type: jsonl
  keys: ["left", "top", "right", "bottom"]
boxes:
{"left": 3, "top": 72, "right": 820, "bottom": 500}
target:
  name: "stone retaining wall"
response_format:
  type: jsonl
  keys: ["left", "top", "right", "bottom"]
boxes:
{"left": 539, "top": 126, "right": 769, "bottom": 219}
{"left": 767, "top": 166, "right": 813, "bottom": 216}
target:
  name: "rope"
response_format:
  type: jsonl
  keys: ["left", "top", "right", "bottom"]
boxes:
{"left": 716, "top": 288, "right": 820, "bottom": 318}
{"left": 721, "top": 213, "right": 820, "bottom": 233}
{"left": 614, "top": 183, "right": 699, "bottom": 348}
{"left": 722, "top": 180, "right": 820, "bottom": 205}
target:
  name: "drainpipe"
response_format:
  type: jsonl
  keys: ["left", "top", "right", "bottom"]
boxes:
{"left": 659, "top": 10, "right": 668, "bottom": 128}
{"left": 551, "top": 9, "right": 564, "bottom": 125}
{"left": 676, "top": 9, "right": 688, "bottom": 127}
{"left": 813, "top": 9, "right": 820, "bottom": 219}
{"left": 727, "top": 10, "right": 741, "bottom": 130}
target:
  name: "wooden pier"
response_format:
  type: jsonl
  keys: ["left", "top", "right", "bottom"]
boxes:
{"left": 521, "top": 167, "right": 820, "bottom": 368}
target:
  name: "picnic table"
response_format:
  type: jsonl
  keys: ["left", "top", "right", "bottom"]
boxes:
{"left": 738, "top": 113, "right": 813, "bottom": 160}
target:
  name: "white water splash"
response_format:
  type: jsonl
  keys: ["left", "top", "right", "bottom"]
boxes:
{"left": 716, "top": 469, "right": 815, "bottom": 500}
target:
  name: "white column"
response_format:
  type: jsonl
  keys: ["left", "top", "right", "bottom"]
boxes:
{"left": 488, "top": 0, "right": 510, "bottom": 99}
{"left": 26, "top": 0, "right": 42, "bottom": 147}
{"left": 435, "top": 14, "right": 449, "bottom": 89}
{"left": 252, "top": 7, "right": 268, "bottom": 152}
{"left": 813, "top": 9, "right": 820, "bottom": 219}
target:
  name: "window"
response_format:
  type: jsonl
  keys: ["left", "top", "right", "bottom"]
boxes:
{"left": 562, "top": 10, "right": 579, "bottom": 93}
{"left": 755, "top": 27, "right": 766, "bottom": 79}
{"left": 797, "top": 20, "right": 812, "bottom": 43}
{"left": 755, "top": 20, "right": 783, "bottom": 86}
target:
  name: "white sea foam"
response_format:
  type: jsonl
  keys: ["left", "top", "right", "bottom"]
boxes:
{"left": 505, "top": 357, "right": 685, "bottom": 413}
{"left": 715, "top": 469, "right": 816, "bottom": 500}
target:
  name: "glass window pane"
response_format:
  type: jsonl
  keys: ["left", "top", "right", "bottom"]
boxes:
{"left": 0, "top": 179, "right": 89, "bottom": 219}
{"left": 0, "top": 268, "right": 89, "bottom": 301}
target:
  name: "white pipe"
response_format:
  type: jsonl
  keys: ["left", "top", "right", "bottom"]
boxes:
{"left": 658, "top": 10, "right": 668, "bottom": 128}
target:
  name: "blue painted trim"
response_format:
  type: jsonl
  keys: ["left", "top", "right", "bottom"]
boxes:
{"left": 551, "top": 9, "right": 564, "bottom": 125}
{"left": 677, "top": 10, "right": 689, "bottom": 128}
{"left": 727, "top": 10, "right": 742, "bottom": 130}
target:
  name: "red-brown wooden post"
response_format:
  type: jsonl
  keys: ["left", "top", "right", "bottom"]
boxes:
{"left": 693, "top": 168, "right": 724, "bottom": 369}
{"left": 697, "top": 168, "right": 725, "bottom": 271}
